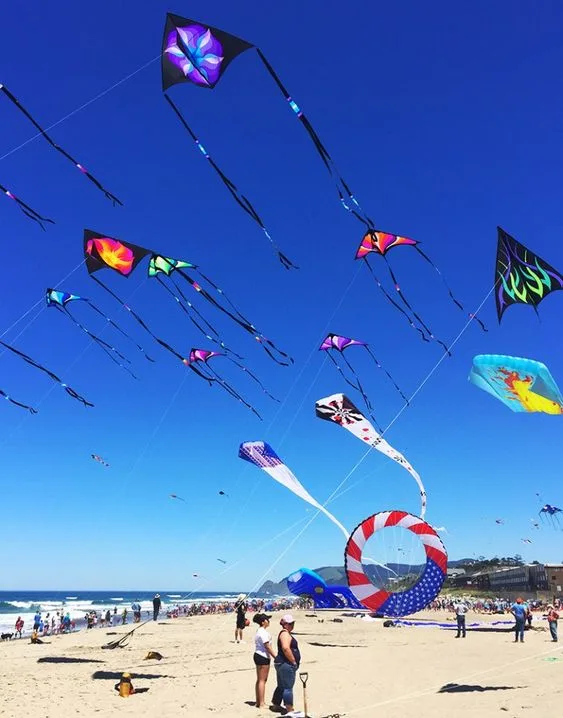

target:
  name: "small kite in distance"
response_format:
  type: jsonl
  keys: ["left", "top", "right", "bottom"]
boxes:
{"left": 217, "top": 558, "right": 227, "bottom": 564}
{"left": 218, "top": 490, "right": 228, "bottom": 497}
{"left": 539, "top": 504, "right": 562, "bottom": 530}
{"left": 91, "top": 454, "right": 110, "bottom": 467}
{"left": 521, "top": 538, "right": 532, "bottom": 544}
{"left": 169, "top": 494, "right": 186, "bottom": 502}
{"left": 495, "top": 519, "right": 505, "bottom": 525}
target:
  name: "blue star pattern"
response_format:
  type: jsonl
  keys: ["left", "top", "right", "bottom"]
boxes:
{"left": 378, "top": 559, "right": 445, "bottom": 617}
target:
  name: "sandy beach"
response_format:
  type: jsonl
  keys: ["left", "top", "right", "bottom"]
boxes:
{"left": 0, "top": 609, "right": 561, "bottom": 717}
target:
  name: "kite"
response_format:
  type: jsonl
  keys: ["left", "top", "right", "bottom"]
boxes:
{"left": 218, "top": 490, "right": 228, "bottom": 497}
{"left": 530, "top": 519, "right": 540, "bottom": 530}
{"left": 315, "top": 393, "right": 426, "bottom": 518}
{"left": 0, "top": 387, "right": 37, "bottom": 414}
{"left": 91, "top": 454, "right": 109, "bottom": 467}
{"left": 46, "top": 289, "right": 153, "bottom": 363}
{"left": 356, "top": 231, "right": 486, "bottom": 350}
{"left": 495, "top": 227, "right": 563, "bottom": 321}
{"left": 521, "top": 538, "right": 532, "bottom": 544}
{"left": 169, "top": 493, "right": 186, "bottom": 502}
{"left": 187, "top": 348, "right": 278, "bottom": 419}
{"left": 0, "top": 85, "right": 121, "bottom": 217}
{"left": 319, "top": 333, "right": 408, "bottom": 420}
{"left": 0, "top": 339, "right": 92, "bottom": 407}
{"left": 469, "top": 355, "right": 563, "bottom": 414}
{"left": 345, "top": 511, "right": 447, "bottom": 616}
{"left": 163, "top": 95, "right": 296, "bottom": 269}
{"left": 238, "top": 441, "right": 349, "bottom": 538}
{"left": 0, "top": 181, "right": 54, "bottom": 229}
{"left": 160, "top": 14, "right": 371, "bottom": 240}
{"left": 539, "top": 504, "right": 562, "bottom": 530}
{"left": 495, "top": 519, "right": 505, "bottom": 525}
{"left": 217, "top": 558, "right": 227, "bottom": 564}
{"left": 84, "top": 231, "right": 292, "bottom": 366}
{"left": 46, "top": 289, "right": 141, "bottom": 378}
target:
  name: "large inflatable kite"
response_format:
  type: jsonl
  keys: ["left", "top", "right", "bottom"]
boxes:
{"left": 315, "top": 393, "right": 426, "bottom": 517}
{"left": 286, "top": 568, "right": 364, "bottom": 610}
{"left": 469, "top": 355, "right": 563, "bottom": 414}
{"left": 345, "top": 511, "right": 447, "bottom": 616}
{"left": 238, "top": 441, "right": 349, "bottom": 538}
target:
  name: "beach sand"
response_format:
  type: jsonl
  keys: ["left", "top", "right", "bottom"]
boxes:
{"left": 0, "top": 610, "right": 560, "bottom": 717}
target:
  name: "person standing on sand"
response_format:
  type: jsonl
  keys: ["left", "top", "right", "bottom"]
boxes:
{"left": 153, "top": 594, "right": 161, "bottom": 621}
{"left": 454, "top": 600, "right": 468, "bottom": 638}
{"left": 14, "top": 617, "right": 24, "bottom": 638}
{"left": 511, "top": 597, "right": 528, "bottom": 643}
{"left": 235, "top": 594, "right": 248, "bottom": 643}
{"left": 252, "top": 613, "right": 276, "bottom": 708}
{"left": 272, "top": 614, "right": 300, "bottom": 715}
{"left": 546, "top": 605, "right": 559, "bottom": 642}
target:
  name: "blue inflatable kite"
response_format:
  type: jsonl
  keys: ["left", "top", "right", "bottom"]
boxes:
{"left": 469, "top": 355, "right": 563, "bottom": 414}
{"left": 286, "top": 568, "right": 365, "bottom": 610}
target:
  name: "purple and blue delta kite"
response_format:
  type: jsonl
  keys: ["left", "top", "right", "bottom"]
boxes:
{"left": 46, "top": 288, "right": 153, "bottom": 377}
{"left": 319, "top": 333, "right": 408, "bottom": 426}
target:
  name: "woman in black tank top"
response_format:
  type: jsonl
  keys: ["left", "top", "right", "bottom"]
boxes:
{"left": 271, "top": 614, "right": 300, "bottom": 713}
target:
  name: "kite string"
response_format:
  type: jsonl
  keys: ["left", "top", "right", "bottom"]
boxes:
{"left": 0, "top": 56, "right": 162, "bottom": 164}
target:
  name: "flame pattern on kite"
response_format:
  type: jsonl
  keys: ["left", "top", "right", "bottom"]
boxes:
{"left": 495, "top": 227, "right": 563, "bottom": 321}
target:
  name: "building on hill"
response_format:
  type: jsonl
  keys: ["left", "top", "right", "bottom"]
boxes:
{"left": 447, "top": 563, "right": 563, "bottom": 600}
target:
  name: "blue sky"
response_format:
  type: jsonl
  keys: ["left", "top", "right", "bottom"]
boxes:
{"left": 1, "top": 0, "right": 562, "bottom": 590}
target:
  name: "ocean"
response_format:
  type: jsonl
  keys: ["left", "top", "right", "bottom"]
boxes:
{"left": 0, "top": 590, "right": 250, "bottom": 634}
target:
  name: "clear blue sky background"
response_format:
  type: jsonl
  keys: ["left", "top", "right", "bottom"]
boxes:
{"left": 1, "top": 0, "right": 562, "bottom": 591}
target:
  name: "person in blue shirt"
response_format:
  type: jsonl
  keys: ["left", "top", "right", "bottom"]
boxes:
{"left": 33, "top": 612, "right": 41, "bottom": 631}
{"left": 511, "top": 597, "right": 528, "bottom": 643}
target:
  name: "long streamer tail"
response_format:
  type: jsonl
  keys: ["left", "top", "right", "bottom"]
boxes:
{"left": 164, "top": 93, "right": 297, "bottom": 270}
{"left": 362, "top": 259, "right": 431, "bottom": 343}
{"left": 86, "top": 300, "right": 155, "bottom": 362}
{"left": 0, "top": 85, "right": 122, "bottom": 206}
{"left": 0, "top": 339, "right": 93, "bottom": 407}
{"left": 90, "top": 277, "right": 187, "bottom": 364}
{"left": 0, "top": 388, "right": 38, "bottom": 414}
{"left": 0, "top": 182, "right": 55, "bottom": 229}
{"left": 383, "top": 256, "right": 451, "bottom": 356}
{"left": 255, "top": 49, "right": 374, "bottom": 230}
{"left": 227, "top": 357, "right": 279, "bottom": 402}
{"left": 415, "top": 246, "right": 488, "bottom": 332}
{"left": 61, "top": 307, "right": 138, "bottom": 380}
{"left": 176, "top": 268, "right": 293, "bottom": 366}
{"left": 364, "top": 346, "right": 409, "bottom": 405}
{"left": 194, "top": 363, "right": 263, "bottom": 420}
{"left": 157, "top": 276, "right": 243, "bottom": 359}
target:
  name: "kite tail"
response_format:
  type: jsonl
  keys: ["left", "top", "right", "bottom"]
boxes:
{"left": 0, "top": 85, "right": 122, "bottom": 206}
{"left": 0, "top": 182, "right": 55, "bottom": 229}
{"left": 363, "top": 259, "right": 431, "bottom": 343}
{"left": 164, "top": 94, "right": 297, "bottom": 270}
{"left": 0, "top": 339, "right": 93, "bottom": 407}
{"left": 199, "top": 364, "right": 263, "bottom": 420}
{"left": 340, "top": 352, "right": 380, "bottom": 419}
{"left": 255, "top": 49, "right": 374, "bottom": 229}
{"left": 364, "top": 346, "right": 409, "bottom": 405}
{"left": 415, "top": 247, "right": 488, "bottom": 333}
{"left": 86, "top": 300, "right": 155, "bottom": 362}
{"left": 0, "top": 388, "right": 38, "bottom": 414}
{"left": 227, "top": 357, "right": 280, "bottom": 402}
{"left": 61, "top": 307, "right": 138, "bottom": 379}
{"left": 383, "top": 256, "right": 451, "bottom": 356}
{"left": 158, "top": 276, "right": 243, "bottom": 359}
{"left": 325, "top": 351, "right": 375, "bottom": 416}
{"left": 177, "top": 269, "right": 293, "bottom": 365}
{"left": 90, "top": 277, "right": 187, "bottom": 364}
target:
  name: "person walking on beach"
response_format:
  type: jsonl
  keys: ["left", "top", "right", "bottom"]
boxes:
{"left": 511, "top": 597, "right": 528, "bottom": 643}
{"left": 546, "top": 605, "right": 559, "bottom": 642}
{"left": 33, "top": 611, "right": 41, "bottom": 632}
{"left": 235, "top": 594, "right": 248, "bottom": 643}
{"left": 153, "top": 594, "right": 161, "bottom": 621}
{"left": 14, "top": 617, "right": 24, "bottom": 638}
{"left": 272, "top": 614, "right": 300, "bottom": 715}
{"left": 252, "top": 613, "right": 276, "bottom": 708}
{"left": 132, "top": 601, "right": 141, "bottom": 623}
{"left": 454, "top": 600, "right": 468, "bottom": 638}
